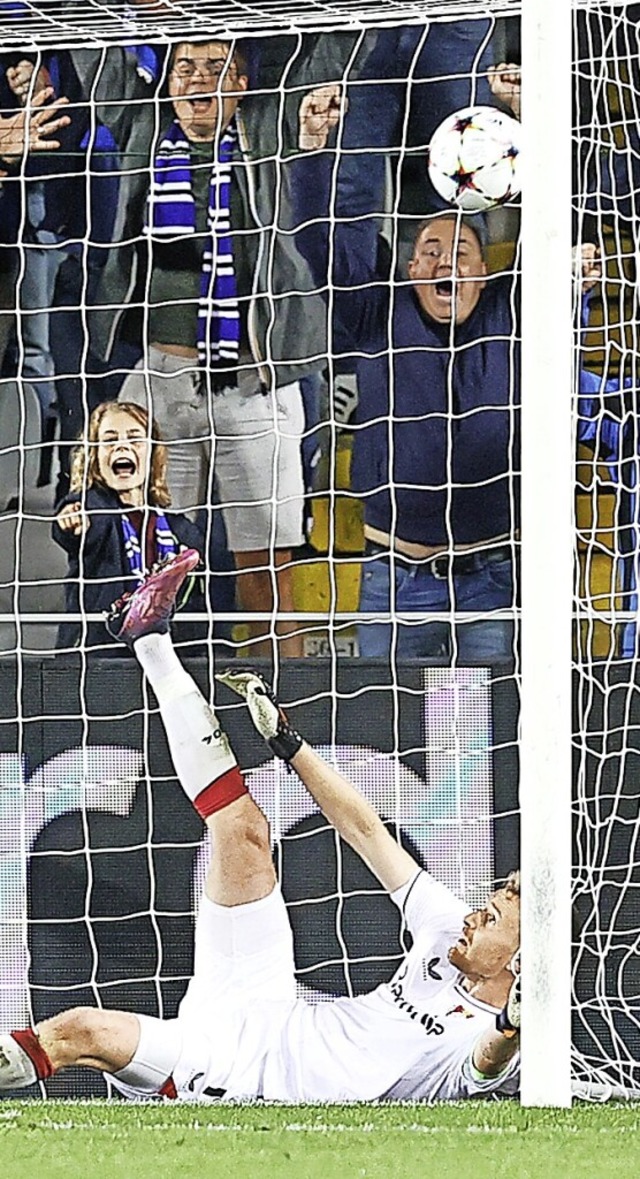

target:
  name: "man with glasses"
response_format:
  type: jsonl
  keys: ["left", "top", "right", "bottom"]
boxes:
{"left": 69, "top": 39, "right": 326, "bottom": 654}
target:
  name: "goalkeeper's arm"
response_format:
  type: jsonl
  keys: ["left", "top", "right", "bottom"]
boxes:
{"left": 471, "top": 1020, "right": 519, "bottom": 1079}
{"left": 290, "top": 741, "right": 420, "bottom": 893}
{"left": 471, "top": 961, "right": 520, "bottom": 1078}
{"left": 216, "top": 670, "right": 420, "bottom": 894}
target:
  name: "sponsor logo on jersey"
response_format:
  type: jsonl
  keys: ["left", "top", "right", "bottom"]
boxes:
{"left": 389, "top": 969, "right": 444, "bottom": 1036}
{"left": 446, "top": 1003, "right": 475, "bottom": 1019}
{"left": 422, "top": 957, "right": 442, "bottom": 981}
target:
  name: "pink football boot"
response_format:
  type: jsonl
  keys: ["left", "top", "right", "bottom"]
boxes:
{"left": 106, "top": 549, "right": 200, "bottom": 646}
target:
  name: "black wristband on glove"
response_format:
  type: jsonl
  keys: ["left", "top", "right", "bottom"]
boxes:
{"left": 495, "top": 966, "right": 520, "bottom": 1039}
{"left": 495, "top": 1005, "right": 519, "bottom": 1039}
{"left": 268, "top": 721, "right": 303, "bottom": 763}
{"left": 215, "top": 669, "right": 304, "bottom": 764}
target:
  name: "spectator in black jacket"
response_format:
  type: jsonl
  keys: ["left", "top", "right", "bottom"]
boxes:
{"left": 294, "top": 88, "right": 521, "bottom": 663}
{"left": 52, "top": 401, "right": 205, "bottom": 653}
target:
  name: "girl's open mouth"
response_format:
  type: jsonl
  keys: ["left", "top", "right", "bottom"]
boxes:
{"left": 111, "top": 457, "right": 136, "bottom": 476}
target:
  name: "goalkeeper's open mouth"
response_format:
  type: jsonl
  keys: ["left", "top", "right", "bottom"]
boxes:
{"left": 447, "top": 934, "right": 469, "bottom": 969}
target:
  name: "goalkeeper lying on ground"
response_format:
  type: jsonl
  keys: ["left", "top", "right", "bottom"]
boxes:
{"left": 0, "top": 552, "right": 520, "bottom": 1102}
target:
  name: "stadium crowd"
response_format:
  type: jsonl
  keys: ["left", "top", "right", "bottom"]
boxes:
{"left": 0, "top": 12, "right": 526, "bottom": 661}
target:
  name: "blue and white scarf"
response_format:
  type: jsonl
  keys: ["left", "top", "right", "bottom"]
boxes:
{"left": 121, "top": 510, "right": 177, "bottom": 584}
{"left": 145, "top": 119, "right": 240, "bottom": 383}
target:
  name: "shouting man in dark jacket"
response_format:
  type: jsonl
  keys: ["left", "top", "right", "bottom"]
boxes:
{"left": 293, "top": 85, "right": 521, "bottom": 662}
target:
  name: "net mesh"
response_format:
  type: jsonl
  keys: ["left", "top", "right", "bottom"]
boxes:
{"left": 0, "top": 1, "right": 521, "bottom": 50}
{"left": 0, "top": 0, "right": 526, "bottom": 1100}
{"left": 573, "top": 1, "right": 640, "bottom": 1096}
{"left": 2, "top": 0, "right": 638, "bottom": 1105}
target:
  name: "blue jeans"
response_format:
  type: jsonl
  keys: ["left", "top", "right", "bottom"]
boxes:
{"left": 358, "top": 552, "right": 515, "bottom": 661}
{"left": 19, "top": 235, "right": 67, "bottom": 419}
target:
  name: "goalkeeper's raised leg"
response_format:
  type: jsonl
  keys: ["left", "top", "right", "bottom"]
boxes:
{"left": 0, "top": 554, "right": 291, "bottom": 1094}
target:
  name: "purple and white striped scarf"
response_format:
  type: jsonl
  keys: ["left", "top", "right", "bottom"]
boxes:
{"left": 145, "top": 119, "right": 240, "bottom": 382}
{"left": 121, "top": 510, "right": 177, "bottom": 584}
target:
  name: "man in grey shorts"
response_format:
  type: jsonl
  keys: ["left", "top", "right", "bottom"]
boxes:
{"left": 70, "top": 39, "right": 328, "bottom": 653}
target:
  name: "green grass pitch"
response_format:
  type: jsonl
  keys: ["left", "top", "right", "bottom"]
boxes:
{"left": 2, "top": 1102, "right": 640, "bottom": 1179}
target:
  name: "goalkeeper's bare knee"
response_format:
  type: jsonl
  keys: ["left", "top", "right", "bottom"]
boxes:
{"left": 204, "top": 793, "right": 276, "bottom": 905}
{"left": 38, "top": 1006, "right": 139, "bottom": 1072}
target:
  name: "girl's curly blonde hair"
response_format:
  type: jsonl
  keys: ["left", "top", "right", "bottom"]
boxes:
{"left": 69, "top": 402, "right": 171, "bottom": 509}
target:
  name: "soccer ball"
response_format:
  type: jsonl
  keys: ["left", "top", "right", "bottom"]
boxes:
{"left": 427, "top": 105, "right": 521, "bottom": 213}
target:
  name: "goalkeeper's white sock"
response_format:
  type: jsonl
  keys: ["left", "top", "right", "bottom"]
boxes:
{"left": 112, "top": 1014, "right": 182, "bottom": 1097}
{"left": 133, "top": 633, "right": 247, "bottom": 819}
{"left": 133, "top": 632, "right": 192, "bottom": 698}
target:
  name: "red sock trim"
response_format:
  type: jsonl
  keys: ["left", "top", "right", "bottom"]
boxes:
{"left": 11, "top": 1029, "right": 55, "bottom": 1080}
{"left": 159, "top": 1076, "right": 177, "bottom": 1100}
{"left": 194, "top": 766, "right": 248, "bottom": 819}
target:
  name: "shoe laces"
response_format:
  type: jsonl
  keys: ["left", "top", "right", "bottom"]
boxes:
{"left": 110, "top": 590, "right": 133, "bottom": 613}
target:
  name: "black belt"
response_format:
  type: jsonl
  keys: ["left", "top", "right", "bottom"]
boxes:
{"left": 364, "top": 540, "right": 514, "bottom": 580}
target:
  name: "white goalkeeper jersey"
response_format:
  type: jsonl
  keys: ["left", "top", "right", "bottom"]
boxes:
{"left": 262, "top": 870, "right": 519, "bottom": 1102}
{"left": 164, "top": 870, "right": 519, "bottom": 1105}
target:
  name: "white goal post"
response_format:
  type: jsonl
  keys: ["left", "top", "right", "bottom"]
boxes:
{"left": 520, "top": 0, "right": 572, "bottom": 1109}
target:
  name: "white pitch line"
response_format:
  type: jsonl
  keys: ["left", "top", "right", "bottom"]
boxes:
{"left": 0, "top": 1118, "right": 517, "bottom": 1134}
{"left": 3, "top": 1119, "right": 638, "bottom": 1135}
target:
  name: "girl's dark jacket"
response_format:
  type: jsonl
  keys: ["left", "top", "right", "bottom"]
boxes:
{"left": 52, "top": 483, "right": 205, "bottom": 652}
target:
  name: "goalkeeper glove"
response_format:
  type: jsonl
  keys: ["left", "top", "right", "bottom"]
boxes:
{"left": 496, "top": 952, "right": 520, "bottom": 1038}
{"left": 215, "top": 669, "right": 303, "bottom": 763}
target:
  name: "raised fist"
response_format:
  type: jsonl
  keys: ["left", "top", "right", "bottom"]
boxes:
{"left": 299, "top": 84, "right": 346, "bottom": 152}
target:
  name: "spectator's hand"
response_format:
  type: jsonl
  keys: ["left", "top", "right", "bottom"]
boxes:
{"left": 299, "top": 85, "right": 346, "bottom": 151}
{"left": 0, "top": 88, "right": 70, "bottom": 164}
{"left": 489, "top": 63, "right": 521, "bottom": 120}
{"left": 6, "top": 59, "right": 52, "bottom": 107}
{"left": 56, "top": 502, "right": 90, "bottom": 536}
{"left": 573, "top": 242, "right": 602, "bottom": 293}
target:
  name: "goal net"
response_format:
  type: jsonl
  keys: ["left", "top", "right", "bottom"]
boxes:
{"left": 0, "top": 0, "right": 624, "bottom": 1107}
{"left": 572, "top": 1, "right": 640, "bottom": 1100}
{"left": 0, "top": 0, "right": 525, "bottom": 1101}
